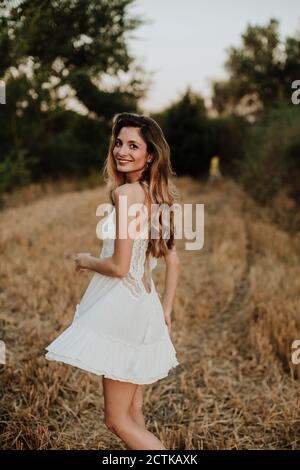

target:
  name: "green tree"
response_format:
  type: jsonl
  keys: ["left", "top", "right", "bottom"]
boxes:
{"left": 155, "top": 87, "right": 211, "bottom": 177}
{"left": 0, "top": 0, "right": 150, "bottom": 187}
{"left": 212, "top": 18, "right": 300, "bottom": 117}
{"left": 237, "top": 103, "right": 300, "bottom": 204}
{"left": 153, "top": 87, "right": 249, "bottom": 179}
{"left": 0, "top": 0, "right": 149, "bottom": 116}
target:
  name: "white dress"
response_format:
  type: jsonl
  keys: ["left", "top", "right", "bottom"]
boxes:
{"left": 45, "top": 205, "right": 179, "bottom": 384}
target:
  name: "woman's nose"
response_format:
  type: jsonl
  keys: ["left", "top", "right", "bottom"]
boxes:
{"left": 119, "top": 146, "right": 129, "bottom": 155}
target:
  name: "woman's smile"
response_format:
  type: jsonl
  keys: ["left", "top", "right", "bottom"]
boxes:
{"left": 117, "top": 158, "right": 132, "bottom": 164}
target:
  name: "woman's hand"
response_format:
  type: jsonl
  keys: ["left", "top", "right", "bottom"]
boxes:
{"left": 74, "top": 253, "right": 92, "bottom": 273}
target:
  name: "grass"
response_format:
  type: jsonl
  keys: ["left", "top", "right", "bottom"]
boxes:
{"left": 0, "top": 175, "right": 299, "bottom": 449}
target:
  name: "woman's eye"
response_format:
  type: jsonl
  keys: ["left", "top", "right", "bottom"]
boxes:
{"left": 115, "top": 141, "right": 137, "bottom": 149}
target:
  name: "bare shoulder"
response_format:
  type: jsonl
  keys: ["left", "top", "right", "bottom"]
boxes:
{"left": 114, "top": 182, "right": 145, "bottom": 204}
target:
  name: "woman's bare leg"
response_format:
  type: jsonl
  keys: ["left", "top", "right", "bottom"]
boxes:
{"left": 102, "top": 377, "right": 166, "bottom": 450}
{"left": 123, "top": 385, "right": 146, "bottom": 450}
{"left": 129, "top": 385, "right": 146, "bottom": 428}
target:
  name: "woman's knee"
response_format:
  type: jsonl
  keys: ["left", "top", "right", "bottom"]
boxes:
{"left": 104, "top": 415, "right": 130, "bottom": 435}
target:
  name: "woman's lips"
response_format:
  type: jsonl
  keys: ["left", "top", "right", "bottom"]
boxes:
{"left": 117, "top": 159, "right": 131, "bottom": 164}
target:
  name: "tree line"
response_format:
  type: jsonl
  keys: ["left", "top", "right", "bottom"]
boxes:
{"left": 0, "top": 1, "right": 299, "bottom": 208}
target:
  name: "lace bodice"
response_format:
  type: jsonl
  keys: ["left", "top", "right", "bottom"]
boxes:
{"left": 99, "top": 206, "right": 157, "bottom": 298}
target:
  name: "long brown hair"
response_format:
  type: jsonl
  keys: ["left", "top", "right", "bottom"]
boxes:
{"left": 102, "top": 112, "right": 181, "bottom": 260}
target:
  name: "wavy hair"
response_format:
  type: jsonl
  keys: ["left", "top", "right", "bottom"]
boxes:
{"left": 102, "top": 112, "right": 181, "bottom": 260}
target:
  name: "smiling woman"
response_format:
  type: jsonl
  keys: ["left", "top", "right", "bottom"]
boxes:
{"left": 45, "top": 112, "right": 181, "bottom": 450}
{"left": 113, "top": 127, "right": 153, "bottom": 178}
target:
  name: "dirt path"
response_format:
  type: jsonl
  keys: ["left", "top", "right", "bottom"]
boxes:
{"left": 167, "top": 178, "right": 300, "bottom": 449}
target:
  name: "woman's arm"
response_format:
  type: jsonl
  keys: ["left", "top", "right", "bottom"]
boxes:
{"left": 78, "top": 253, "right": 126, "bottom": 278}
{"left": 162, "top": 244, "right": 181, "bottom": 332}
{"left": 74, "top": 184, "right": 141, "bottom": 278}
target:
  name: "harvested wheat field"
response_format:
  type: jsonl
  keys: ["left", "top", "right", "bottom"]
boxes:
{"left": 0, "top": 176, "right": 300, "bottom": 450}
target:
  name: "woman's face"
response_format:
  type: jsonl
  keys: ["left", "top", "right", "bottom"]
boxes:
{"left": 113, "top": 126, "right": 151, "bottom": 183}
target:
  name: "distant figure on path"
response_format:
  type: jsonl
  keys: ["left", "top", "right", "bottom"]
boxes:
{"left": 209, "top": 155, "right": 222, "bottom": 183}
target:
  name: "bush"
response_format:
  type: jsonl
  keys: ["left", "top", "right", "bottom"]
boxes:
{"left": 0, "top": 149, "right": 38, "bottom": 193}
{"left": 236, "top": 102, "right": 300, "bottom": 205}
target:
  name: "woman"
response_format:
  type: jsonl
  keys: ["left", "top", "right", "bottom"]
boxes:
{"left": 45, "top": 112, "right": 181, "bottom": 450}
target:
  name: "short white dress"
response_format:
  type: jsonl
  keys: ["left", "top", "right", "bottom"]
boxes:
{"left": 45, "top": 205, "right": 179, "bottom": 384}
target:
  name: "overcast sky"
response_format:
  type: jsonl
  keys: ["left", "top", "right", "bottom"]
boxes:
{"left": 127, "top": 0, "right": 300, "bottom": 113}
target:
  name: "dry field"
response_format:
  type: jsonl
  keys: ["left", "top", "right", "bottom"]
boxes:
{"left": 0, "top": 176, "right": 300, "bottom": 449}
